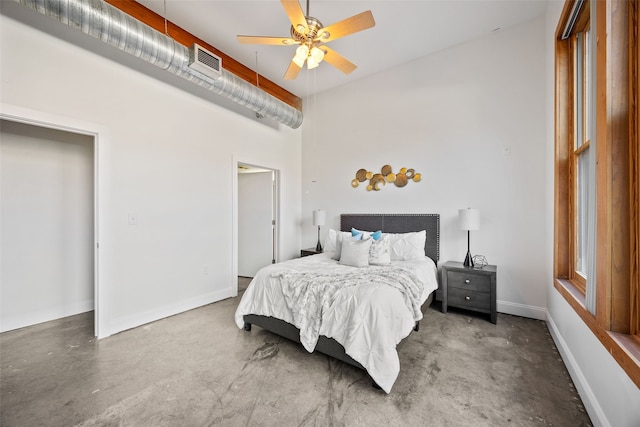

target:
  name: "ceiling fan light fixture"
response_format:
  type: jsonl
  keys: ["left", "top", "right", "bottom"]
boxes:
{"left": 307, "top": 47, "right": 324, "bottom": 69}
{"left": 293, "top": 56, "right": 306, "bottom": 68}
{"left": 310, "top": 46, "right": 324, "bottom": 62}
{"left": 319, "top": 31, "right": 330, "bottom": 40}
{"left": 293, "top": 44, "right": 309, "bottom": 67}
{"left": 307, "top": 56, "right": 320, "bottom": 69}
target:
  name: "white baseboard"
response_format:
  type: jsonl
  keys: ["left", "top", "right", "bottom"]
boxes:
{"left": 101, "top": 287, "right": 234, "bottom": 339}
{"left": 0, "top": 299, "right": 94, "bottom": 333}
{"left": 546, "top": 312, "right": 609, "bottom": 427}
{"left": 497, "top": 300, "right": 546, "bottom": 320}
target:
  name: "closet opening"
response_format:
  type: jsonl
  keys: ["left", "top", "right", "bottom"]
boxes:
{"left": 0, "top": 118, "right": 98, "bottom": 336}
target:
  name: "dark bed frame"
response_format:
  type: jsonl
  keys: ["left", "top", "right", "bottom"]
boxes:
{"left": 243, "top": 213, "right": 440, "bottom": 372}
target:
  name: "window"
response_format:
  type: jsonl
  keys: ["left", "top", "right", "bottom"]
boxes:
{"left": 571, "top": 4, "right": 590, "bottom": 292}
{"left": 554, "top": 0, "right": 640, "bottom": 387}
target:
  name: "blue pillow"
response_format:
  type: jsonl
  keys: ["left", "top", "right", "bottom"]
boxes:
{"left": 351, "top": 228, "right": 382, "bottom": 241}
{"left": 351, "top": 228, "right": 364, "bottom": 240}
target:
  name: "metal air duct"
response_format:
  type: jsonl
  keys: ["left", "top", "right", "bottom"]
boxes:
{"left": 13, "top": 0, "right": 303, "bottom": 129}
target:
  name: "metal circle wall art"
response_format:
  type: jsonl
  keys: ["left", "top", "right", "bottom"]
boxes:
{"left": 351, "top": 165, "right": 422, "bottom": 191}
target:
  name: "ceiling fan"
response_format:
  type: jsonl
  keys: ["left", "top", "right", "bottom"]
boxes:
{"left": 237, "top": 0, "right": 375, "bottom": 80}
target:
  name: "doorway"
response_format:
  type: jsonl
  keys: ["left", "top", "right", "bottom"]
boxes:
{"left": 0, "top": 112, "right": 100, "bottom": 337}
{"left": 235, "top": 162, "right": 278, "bottom": 292}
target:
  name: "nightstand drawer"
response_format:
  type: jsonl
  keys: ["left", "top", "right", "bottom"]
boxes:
{"left": 446, "top": 270, "right": 491, "bottom": 292}
{"left": 447, "top": 287, "right": 491, "bottom": 313}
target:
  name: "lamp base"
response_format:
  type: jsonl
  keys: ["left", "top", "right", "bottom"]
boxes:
{"left": 316, "top": 225, "right": 323, "bottom": 252}
{"left": 463, "top": 250, "right": 474, "bottom": 268}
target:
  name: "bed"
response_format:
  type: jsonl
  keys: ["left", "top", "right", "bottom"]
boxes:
{"left": 234, "top": 213, "right": 440, "bottom": 393}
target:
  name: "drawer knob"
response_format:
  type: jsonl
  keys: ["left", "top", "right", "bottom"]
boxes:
{"left": 464, "top": 279, "right": 470, "bottom": 284}
{"left": 465, "top": 296, "right": 471, "bottom": 301}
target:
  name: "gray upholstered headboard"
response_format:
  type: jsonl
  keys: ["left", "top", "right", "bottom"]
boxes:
{"left": 340, "top": 214, "right": 440, "bottom": 264}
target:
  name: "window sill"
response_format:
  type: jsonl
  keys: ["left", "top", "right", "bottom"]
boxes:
{"left": 554, "top": 278, "right": 640, "bottom": 388}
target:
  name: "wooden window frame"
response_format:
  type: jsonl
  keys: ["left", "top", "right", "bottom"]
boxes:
{"left": 554, "top": 0, "right": 640, "bottom": 388}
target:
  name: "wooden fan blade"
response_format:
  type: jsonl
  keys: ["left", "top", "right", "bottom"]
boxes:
{"left": 316, "top": 11, "right": 375, "bottom": 43}
{"left": 281, "top": 0, "right": 308, "bottom": 34}
{"left": 321, "top": 46, "right": 357, "bottom": 74}
{"left": 284, "top": 60, "right": 302, "bottom": 80}
{"left": 237, "top": 35, "right": 297, "bottom": 46}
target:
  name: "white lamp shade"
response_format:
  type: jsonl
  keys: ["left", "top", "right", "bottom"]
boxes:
{"left": 306, "top": 56, "right": 320, "bottom": 69}
{"left": 313, "top": 210, "right": 326, "bottom": 226}
{"left": 310, "top": 46, "right": 325, "bottom": 63}
{"left": 459, "top": 208, "right": 480, "bottom": 231}
{"left": 307, "top": 47, "right": 324, "bottom": 69}
{"left": 293, "top": 45, "right": 309, "bottom": 67}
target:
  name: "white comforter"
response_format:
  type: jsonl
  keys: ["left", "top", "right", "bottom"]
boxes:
{"left": 234, "top": 253, "right": 439, "bottom": 393}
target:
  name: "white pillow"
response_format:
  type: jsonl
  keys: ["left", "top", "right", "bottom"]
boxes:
{"left": 324, "top": 228, "right": 339, "bottom": 253}
{"left": 323, "top": 229, "right": 348, "bottom": 252}
{"left": 383, "top": 230, "right": 426, "bottom": 261}
{"left": 339, "top": 238, "right": 372, "bottom": 267}
{"left": 325, "top": 229, "right": 353, "bottom": 260}
{"left": 331, "top": 231, "right": 344, "bottom": 261}
{"left": 369, "top": 237, "right": 391, "bottom": 265}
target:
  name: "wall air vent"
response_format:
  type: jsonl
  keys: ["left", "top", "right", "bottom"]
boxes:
{"left": 189, "top": 44, "right": 222, "bottom": 79}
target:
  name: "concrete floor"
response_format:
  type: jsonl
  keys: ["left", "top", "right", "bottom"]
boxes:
{"left": 1, "top": 279, "right": 591, "bottom": 426}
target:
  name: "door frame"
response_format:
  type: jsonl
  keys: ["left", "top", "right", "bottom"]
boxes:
{"left": 1, "top": 103, "right": 107, "bottom": 338}
{"left": 232, "top": 157, "right": 280, "bottom": 295}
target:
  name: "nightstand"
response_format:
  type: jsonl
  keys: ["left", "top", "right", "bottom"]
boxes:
{"left": 441, "top": 261, "right": 497, "bottom": 324}
{"left": 300, "top": 248, "right": 322, "bottom": 257}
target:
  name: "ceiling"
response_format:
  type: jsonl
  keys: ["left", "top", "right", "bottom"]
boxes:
{"left": 135, "top": 0, "right": 547, "bottom": 99}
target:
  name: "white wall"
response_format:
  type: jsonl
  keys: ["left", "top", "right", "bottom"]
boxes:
{"left": 543, "top": 2, "right": 640, "bottom": 427}
{"left": 238, "top": 171, "right": 273, "bottom": 277}
{"left": 0, "top": 13, "right": 301, "bottom": 338}
{"left": 302, "top": 16, "right": 548, "bottom": 320}
{"left": 1, "top": 120, "right": 94, "bottom": 332}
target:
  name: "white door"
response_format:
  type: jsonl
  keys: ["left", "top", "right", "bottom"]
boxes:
{"left": 238, "top": 167, "right": 275, "bottom": 277}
